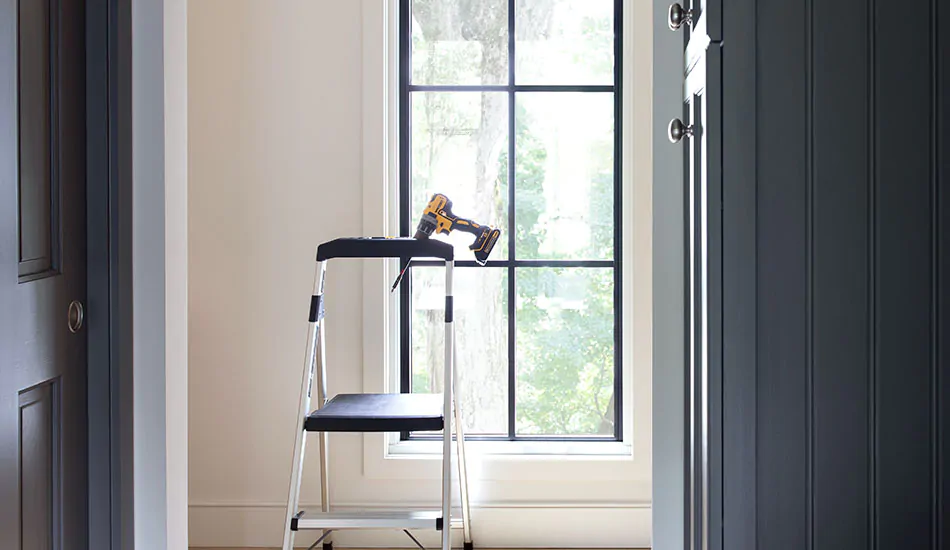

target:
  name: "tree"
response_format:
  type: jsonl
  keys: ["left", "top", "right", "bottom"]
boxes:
{"left": 409, "top": 0, "right": 616, "bottom": 437}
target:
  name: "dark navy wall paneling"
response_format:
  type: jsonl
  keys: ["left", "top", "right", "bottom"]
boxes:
{"left": 754, "top": 0, "right": 808, "bottom": 548}
{"left": 937, "top": 0, "right": 949, "bottom": 543}
{"left": 718, "top": 0, "right": 947, "bottom": 548}
{"left": 874, "top": 1, "right": 934, "bottom": 547}
{"left": 720, "top": 0, "right": 757, "bottom": 547}
{"left": 811, "top": 0, "right": 870, "bottom": 548}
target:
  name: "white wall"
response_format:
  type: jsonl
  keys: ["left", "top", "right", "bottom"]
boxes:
{"left": 187, "top": 1, "right": 653, "bottom": 548}
{"left": 187, "top": 0, "right": 366, "bottom": 546}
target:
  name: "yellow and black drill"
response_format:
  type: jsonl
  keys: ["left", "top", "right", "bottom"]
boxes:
{"left": 414, "top": 193, "right": 501, "bottom": 265}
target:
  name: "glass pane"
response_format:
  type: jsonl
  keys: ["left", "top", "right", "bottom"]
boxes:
{"left": 411, "top": 92, "right": 509, "bottom": 261}
{"left": 411, "top": 267, "right": 509, "bottom": 435}
{"left": 411, "top": 0, "right": 509, "bottom": 85}
{"left": 515, "top": 268, "right": 615, "bottom": 436}
{"left": 514, "top": 93, "right": 614, "bottom": 260}
{"left": 514, "top": 0, "right": 614, "bottom": 85}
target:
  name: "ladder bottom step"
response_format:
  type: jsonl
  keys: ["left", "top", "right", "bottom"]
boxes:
{"left": 295, "top": 510, "right": 457, "bottom": 530}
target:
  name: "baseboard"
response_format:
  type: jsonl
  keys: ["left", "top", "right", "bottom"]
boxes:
{"left": 188, "top": 503, "right": 651, "bottom": 548}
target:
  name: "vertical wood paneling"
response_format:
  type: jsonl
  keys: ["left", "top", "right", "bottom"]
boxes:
{"left": 721, "top": 0, "right": 757, "bottom": 546}
{"left": 936, "top": 0, "right": 949, "bottom": 544}
{"left": 755, "top": 0, "right": 808, "bottom": 548}
{"left": 873, "top": 0, "right": 934, "bottom": 547}
{"left": 705, "top": 46, "right": 724, "bottom": 550}
{"left": 933, "top": 3, "right": 942, "bottom": 549}
{"left": 811, "top": 0, "right": 870, "bottom": 548}
{"left": 721, "top": 1, "right": 946, "bottom": 549}
{"left": 805, "top": 2, "right": 814, "bottom": 548}
{"left": 868, "top": 1, "right": 878, "bottom": 545}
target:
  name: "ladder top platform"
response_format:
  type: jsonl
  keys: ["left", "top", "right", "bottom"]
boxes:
{"left": 317, "top": 237, "right": 454, "bottom": 262}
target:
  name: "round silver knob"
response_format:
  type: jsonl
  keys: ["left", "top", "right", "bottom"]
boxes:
{"left": 668, "top": 118, "right": 694, "bottom": 143}
{"left": 68, "top": 300, "right": 84, "bottom": 333}
{"left": 668, "top": 3, "right": 694, "bottom": 31}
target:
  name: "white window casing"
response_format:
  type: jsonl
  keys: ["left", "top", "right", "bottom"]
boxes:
{"left": 359, "top": 0, "right": 653, "bottom": 538}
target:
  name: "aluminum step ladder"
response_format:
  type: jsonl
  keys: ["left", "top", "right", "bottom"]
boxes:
{"left": 282, "top": 238, "right": 473, "bottom": 550}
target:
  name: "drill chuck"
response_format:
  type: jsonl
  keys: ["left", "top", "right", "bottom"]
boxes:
{"left": 414, "top": 216, "right": 437, "bottom": 239}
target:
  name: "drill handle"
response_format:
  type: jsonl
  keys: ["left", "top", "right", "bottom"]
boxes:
{"left": 453, "top": 219, "right": 500, "bottom": 265}
{"left": 450, "top": 217, "right": 483, "bottom": 236}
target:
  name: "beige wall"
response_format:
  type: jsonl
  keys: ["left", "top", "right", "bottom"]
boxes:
{"left": 187, "top": 0, "right": 365, "bottom": 541}
{"left": 187, "top": 1, "right": 652, "bottom": 547}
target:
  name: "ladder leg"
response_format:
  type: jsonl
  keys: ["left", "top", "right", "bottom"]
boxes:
{"left": 441, "top": 415, "right": 452, "bottom": 550}
{"left": 316, "top": 318, "right": 333, "bottom": 548}
{"left": 282, "top": 429, "right": 308, "bottom": 550}
{"left": 283, "top": 259, "right": 326, "bottom": 550}
{"left": 441, "top": 260, "right": 454, "bottom": 550}
{"left": 453, "top": 349, "right": 473, "bottom": 547}
{"left": 319, "top": 429, "right": 332, "bottom": 547}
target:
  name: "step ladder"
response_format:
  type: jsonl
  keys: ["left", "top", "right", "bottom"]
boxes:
{"left": 282, "top": 238, "right": 473, "bottom": 550}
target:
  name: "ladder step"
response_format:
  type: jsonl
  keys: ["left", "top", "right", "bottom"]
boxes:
{"left": 305, "top": 393, "right": 445, "bottom": 433}
{"left": 294, "top": 510, "right": 444, "bottom": 530}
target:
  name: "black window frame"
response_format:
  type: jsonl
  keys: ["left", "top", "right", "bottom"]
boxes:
{"left": 398, "top": 0, "right": 623, "bottom": 442}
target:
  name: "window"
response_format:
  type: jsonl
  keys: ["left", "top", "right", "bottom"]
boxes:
{"left": 399, "top": 0, "right": 622, "bottom": 441}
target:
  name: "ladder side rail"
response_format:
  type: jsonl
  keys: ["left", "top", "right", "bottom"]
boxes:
{"left": 282, "top": 259, "right": 327, "bottom": 550}
{"left": 315, "top": 262, "right": 332, "bottom": 546}
{"left": 453, "top": 346, "right": 473, "bottom": 546}
{"left": 441, "top": 259, "right": 454, "bottom": 550}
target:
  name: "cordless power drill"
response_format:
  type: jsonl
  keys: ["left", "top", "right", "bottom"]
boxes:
{"left": 414, "top": 193, "right": 501, "bottom": 266}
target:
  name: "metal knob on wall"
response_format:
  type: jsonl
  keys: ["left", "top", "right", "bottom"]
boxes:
{"left": 68, "top": 300, "right": 84, "bottom": 333}
{"left": 668, "top": 3, "right": 693, "bottom": 31}
{"left": 668, "top": 118, "right": 694, "bottom": 143}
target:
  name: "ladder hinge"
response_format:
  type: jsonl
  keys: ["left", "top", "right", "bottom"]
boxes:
{"left": 309, "top": 295, "right": 326, "bottom": 323}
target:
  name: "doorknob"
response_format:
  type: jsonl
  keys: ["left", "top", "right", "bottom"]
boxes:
{"left": 668, "top": 118, "right": 694, "bottom": 143}
{"left": 668, "top": 3, "right": 693, "bottom": 30}
{"left": 68, "top": 300, "right": 84, "bottom": 333}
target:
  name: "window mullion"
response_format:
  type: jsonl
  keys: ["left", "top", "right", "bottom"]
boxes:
{"left": 613, "top": 0, "right": 624, "bottom": 440}
{"left": 399, "top": 0, "right": 412, "bottom": 442}
{"left": 507, "top": 0, "right": 517, "bottom": 441}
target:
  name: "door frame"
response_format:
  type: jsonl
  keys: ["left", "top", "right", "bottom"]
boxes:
{"left": 86, "top": 0, "right": 134, "bottom": 547}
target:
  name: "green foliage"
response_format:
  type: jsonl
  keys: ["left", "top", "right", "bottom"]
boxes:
{"left": 575, "top": 14, "right": 614, "bottom": 81}
{"left": 409, "top": 0, "right": 617, "bottom": 437}
{"left": 499, "top": 103, "right": 615, "bottom": 436}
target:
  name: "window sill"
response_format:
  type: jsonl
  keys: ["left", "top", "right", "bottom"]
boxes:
{"left": 365, "top": 433, "right": 645, "bottom": 484}
{"left": 388, "top": 438, "right": 634, "bottom": 458}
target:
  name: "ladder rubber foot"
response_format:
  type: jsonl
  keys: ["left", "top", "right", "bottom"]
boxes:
{"left": 464, "top": 542, "right": 474, "bottom": 550}
{"left": 323, "top": 542, "right": 333, "bottom": 550}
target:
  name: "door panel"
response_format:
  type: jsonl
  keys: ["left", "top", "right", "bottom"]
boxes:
{"left": 19, "top": 383, "right": 59, "bottom": 550}
{"left": 1, "top": 0, "right": 88, "bottom": 547}
{"left": 17, "top": 0, "right": 57, "bottom": 280}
